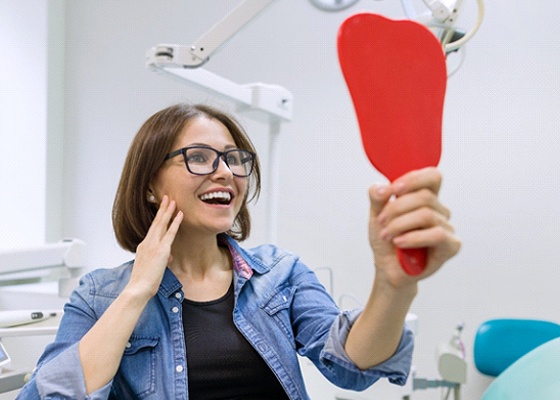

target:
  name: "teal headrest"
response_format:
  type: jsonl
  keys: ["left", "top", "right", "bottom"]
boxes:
{"left": 474, "top": 319, "right": 560, "bottom": 377}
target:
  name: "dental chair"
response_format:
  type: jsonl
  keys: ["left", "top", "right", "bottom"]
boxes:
{"left": 473, "top": 319, "right": 560, "bottom": 399}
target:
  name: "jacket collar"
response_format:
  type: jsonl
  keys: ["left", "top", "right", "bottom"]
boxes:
{"left": 158, "top": 268, "right": 183, "bottom": 298}
{"left": 220, "top": 234, "right": 274, "bottom": 275}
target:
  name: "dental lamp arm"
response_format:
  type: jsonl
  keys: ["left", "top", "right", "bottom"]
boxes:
{"left": 147, "top": 0, "right": 273, "bottom": 69}
{"left": 421, "top": 0, "right": 450, "bottom": 21}
{"left": 443, "top": 0, "right": 484, "bottom": 52}
{"left": 402, "top": 0, "right": 484, "bottom": 54}
{"left": 419, "top": 0, "right": 485, "bottom": 53}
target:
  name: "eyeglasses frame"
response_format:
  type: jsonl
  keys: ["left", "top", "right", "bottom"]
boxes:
{"left": 164, "top": 145, "right": 256, "bottom": 177}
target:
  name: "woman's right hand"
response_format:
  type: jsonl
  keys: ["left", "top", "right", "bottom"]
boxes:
{"left": 127, "top": 195, "right": 183, "bottom": 299}
{"left": 79, "top": 196, "right": 183, "bottom": 395}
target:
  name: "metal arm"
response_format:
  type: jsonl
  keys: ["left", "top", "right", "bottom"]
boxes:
{"left": 147, "top": 0, "right": 274, "bottom": 69}
{"left": 421, "top": 0, "right": 451, "bottom": 21}
{"left": 408, "top": 0, "right": 485, "bottom": 53}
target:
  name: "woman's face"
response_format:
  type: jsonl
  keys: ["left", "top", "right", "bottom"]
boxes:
{"left": 150, "top": 116, "right": 249, "bottom": 237}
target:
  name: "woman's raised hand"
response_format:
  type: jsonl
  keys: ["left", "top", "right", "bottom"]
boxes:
{"left": 368, "top": 167, "right": 461, "bottom": 287}
{"left": 128, "top": 196, "right": 184, "bottom": 299}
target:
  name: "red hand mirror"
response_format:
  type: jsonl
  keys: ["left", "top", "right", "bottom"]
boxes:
{"left": 337, "top": 13, "right": 447, "bottom": 275}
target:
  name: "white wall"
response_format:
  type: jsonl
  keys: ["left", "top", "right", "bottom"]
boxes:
{"left": 0, "top": 0, "right": 48, "bottom": 249}
{"left": 31, "top": 0, "right": 560, "bottom": 398}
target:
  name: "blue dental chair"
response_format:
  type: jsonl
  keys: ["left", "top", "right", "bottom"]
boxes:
{"left": 473, "top": 319, "right": 560, "bottom": 399}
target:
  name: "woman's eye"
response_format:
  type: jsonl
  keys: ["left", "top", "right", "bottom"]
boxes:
{"left": 226, "top": 154, "right": 241, "bottom": 165}
{"left": 187, "top": 153, "right": 208, "bottom": 164}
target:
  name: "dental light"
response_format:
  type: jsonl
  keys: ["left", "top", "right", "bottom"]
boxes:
{"left": 309, "top": 0, "right": 484, "bottom": 74}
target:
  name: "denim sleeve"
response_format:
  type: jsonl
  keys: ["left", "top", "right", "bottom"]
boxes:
{"left": 290, "top": 261, "right": 413, "bottom": 391}
{"left": 15, "top": 274, "right": 113, "bottom": 400}
{"left": 320, "top": 309, "right": 414, "bottom": 388}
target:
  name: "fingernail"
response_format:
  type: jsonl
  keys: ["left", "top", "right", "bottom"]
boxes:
{"left": 394, "top": 181, "right": 405, "bottom": 194}
{"left": 375, "top": 184, "right": 388, "bottom": 195}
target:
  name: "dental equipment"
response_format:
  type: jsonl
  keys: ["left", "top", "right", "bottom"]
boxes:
{"left": 0, "top": 310, "right": 57, "bottom": 328}
{"left": 403, "top": 322, "right": 467, "bottom": 400}
{"left": 474, "top": 319, "right": 560, "bottom": 377}
{"left": 401, "top": 0, "right": 484, "bottom": 76}
{"left": 401, "top": 0, "right": 485, "bottom": 53}
{"left": 0, "top": 340, "right": 10, "bottom": 371}
{"left": 0, "top": 242, "right": 81, "bottom": 391}
{"left": 480, "top": 337, "right": 560, "bottom": 400}
{"left": 0, "top": 311, "right": 63, "bottom": 394}
{"left": 0, "top": 238, "right": 85, "bottom": 297}
{"left": 474, "top": 319, "right": 560, "bottom": 400}
{"left": 148, "top": 0, "right": 272, "bottom": 70}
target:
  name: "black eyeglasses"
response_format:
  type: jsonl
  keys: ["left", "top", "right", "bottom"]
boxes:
{"left": 165, "top": 146, "right": 256, "bottom": 177}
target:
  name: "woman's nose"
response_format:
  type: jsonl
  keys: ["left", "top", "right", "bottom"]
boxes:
{"left": 212, "top": 156, "right": 234, "bottom": 179}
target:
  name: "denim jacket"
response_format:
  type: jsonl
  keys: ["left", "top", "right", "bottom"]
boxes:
{"left": 17, "top": 235, "right": 413, "bottom": 399}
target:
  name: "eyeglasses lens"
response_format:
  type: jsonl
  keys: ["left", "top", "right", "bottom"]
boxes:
{"left": 185, "top": 148, "right": 253, "bottom": 177}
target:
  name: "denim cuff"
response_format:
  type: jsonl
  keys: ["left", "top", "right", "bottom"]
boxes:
{"left": 320, "top": 308, "right": 414, "bottom": 387}
{"left": 36, "top": 342, "right": 112, "bottom": 400}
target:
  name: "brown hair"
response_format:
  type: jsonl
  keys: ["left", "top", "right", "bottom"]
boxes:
{"left": 112, "top": 103, "right": 261, "bottom": 252}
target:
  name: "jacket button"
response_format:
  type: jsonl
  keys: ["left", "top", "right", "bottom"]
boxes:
{"left": 176, "top": 365, "right": 184, "bottom": 373}
{"left": 172, "top": 306, "right": 179, "bottom": 313}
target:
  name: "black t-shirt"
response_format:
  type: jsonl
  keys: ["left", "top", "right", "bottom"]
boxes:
{"left": 183, "top": 282, "right": 289, "bottom": 399}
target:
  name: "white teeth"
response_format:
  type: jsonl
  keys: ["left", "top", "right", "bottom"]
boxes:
{"left": 199, "top": 191, "right": 232, "bottom": 202}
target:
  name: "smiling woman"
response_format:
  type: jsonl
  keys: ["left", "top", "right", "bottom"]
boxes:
{"left": 17, "top": 102, "right": 459, "bottom": 400}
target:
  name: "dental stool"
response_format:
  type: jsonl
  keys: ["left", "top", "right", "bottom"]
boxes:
{"left": 473, "top": 319, "right": 560, "bottom": 399}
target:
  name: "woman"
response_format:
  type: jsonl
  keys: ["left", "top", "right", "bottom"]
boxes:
{"left": 18, "top": 103, "right": 460, "bottom": 399}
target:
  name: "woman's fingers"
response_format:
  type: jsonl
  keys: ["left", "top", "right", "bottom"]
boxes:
{"left": 395, "top": 225, "right": 461, "bottom": 273}
{"left": 162, "top": 210, "right": 183, "bottom": 246}
{"left": 391, "top": 220, "right": 455, "bottom": 248}
{"left": 392, "top": 167, "right": 443, "bottom": 196}
{"left": 369, "top": 167, "right": 461, "bottom": 282}
{"left": 377, "top": 188, "right": 450, "bottom": 226}
{"left": 380, "top": 205, "right": 452, "bottom": 242}
{"left": 146, "top": 196, "right": 178, "bottom": 237}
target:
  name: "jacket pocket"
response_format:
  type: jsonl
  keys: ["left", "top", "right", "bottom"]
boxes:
{"left": 117, "top": 336, "right": 159, "bottom": 399}
{"left": 262, "top": 285, "right": 297, "bottom": 347}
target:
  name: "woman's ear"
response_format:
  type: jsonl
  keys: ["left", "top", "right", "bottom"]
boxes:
{"left": 147, "top": 188, "right": 157, "bottom": 203}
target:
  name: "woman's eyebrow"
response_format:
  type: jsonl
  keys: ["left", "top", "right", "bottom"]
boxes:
{"left": 183, "top": 143, "right": 238, "bottom": 149}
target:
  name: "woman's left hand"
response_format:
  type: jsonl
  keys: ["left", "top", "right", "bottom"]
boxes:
{"left": 369, "top": 167, "right": 461, "bottom": 288}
